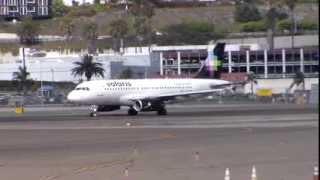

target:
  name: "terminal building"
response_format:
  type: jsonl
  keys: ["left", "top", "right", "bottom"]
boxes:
{"left": 0, "top": 37, "right": 318, "bottom": 94}
{"left": 0, "top": 0, "right": 51, "bottom": 18}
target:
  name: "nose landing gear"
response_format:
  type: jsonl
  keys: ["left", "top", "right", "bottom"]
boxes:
{"left": 90, "top": 105, "right": 98, "bottom": 117}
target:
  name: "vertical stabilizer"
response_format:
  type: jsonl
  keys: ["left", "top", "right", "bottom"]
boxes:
{"left": 195, "top": 43, "right": 226, "bottom": 79}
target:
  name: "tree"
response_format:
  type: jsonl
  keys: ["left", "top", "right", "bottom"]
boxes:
{"left": 133, "top": 16, "right": 153, "bottom": 46}
{"left": 59, "top": 17, "right": 75, "bottom": 41}
{"left": 119, "top": 67, "right": 134, "bottom": 79}
{"left": 234, "top": 1, "right": 262, "bottom": 23}
{"left": 71, "top": 54, "right": 105, "bottom": 81}
{"left": 12, "top": 66, "right": 31, "bottom": 95}
{"left": 161, "top": 21, "right": 223, "bottom": 45}
{"left": 282, "top": 0, "right": 299, "bottom": 48}
{"left": 109, "top": 18, "right": 129, "bottom": 52}
{"left": 246, "top": 72, "right": 258, "bottom": 95}
{"left": 16, "top": 18, "right": 40, "bottom": 45}
{"left": 129, "top": 0, "right": 155, "bottom": 47}
{"left": 52, "top": 0, "right": 69, "bottom": 17}
{"left": 288, "top": 71, "right": 305, "bottom": 92}
{"left": 129, "top": 0, "right": 155, "bottom": 18}
{"left": 82, "top": 20, "right": 98, "bottom": 54}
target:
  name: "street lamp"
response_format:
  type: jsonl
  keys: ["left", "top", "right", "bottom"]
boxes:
{"left": 36, "top": 60, "right": 43, "bottom": 98}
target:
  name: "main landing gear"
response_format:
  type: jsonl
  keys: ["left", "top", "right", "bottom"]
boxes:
{"left": 128, "top": 108, "right": 138, "bottom": 116}
{"left": 157, "top": 106, "right": 167, "bottom": 115}
{"left": 127, "top": 103, "right": 167, "bottom": 116}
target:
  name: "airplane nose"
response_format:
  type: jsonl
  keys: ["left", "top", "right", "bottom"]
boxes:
{"left": 67, "top": 91, "right": 78, "bottom": 103}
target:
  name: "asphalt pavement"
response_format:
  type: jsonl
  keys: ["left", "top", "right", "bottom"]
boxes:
{"left": 0, "top": 103, "right": 318, "bottom": 180}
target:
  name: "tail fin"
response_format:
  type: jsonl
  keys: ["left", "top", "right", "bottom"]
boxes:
{"left": 195, "top": 43, "right": 226, "bottom": 79}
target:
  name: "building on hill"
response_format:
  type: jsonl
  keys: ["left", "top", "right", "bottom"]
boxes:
{"left": 0, "top": 0, "right": 51, "bottom": 19}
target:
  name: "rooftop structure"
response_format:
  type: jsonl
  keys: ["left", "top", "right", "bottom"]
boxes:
{"left": 0, "top": 0, "right": 51, "bottom": 18}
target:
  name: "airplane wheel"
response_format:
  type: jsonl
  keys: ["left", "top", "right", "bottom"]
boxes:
{"left": 128, "top": 108, "right": 138, "bottom": 116}
{"left": 90, "top": 112, "right": 97, "bottom": 117}
{"left": 157, "top": 108, "right": 167, "bottom": 116}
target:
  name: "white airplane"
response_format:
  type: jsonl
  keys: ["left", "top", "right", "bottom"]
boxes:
{"left": 67, "top": 43, "right": 235, "bottom": 116}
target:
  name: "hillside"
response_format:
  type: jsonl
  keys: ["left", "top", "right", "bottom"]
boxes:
{"left": 0, "top": 3, "right": 318, "bottom": 36}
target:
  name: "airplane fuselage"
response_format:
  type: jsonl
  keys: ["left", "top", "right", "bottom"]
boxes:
{"left": 67, "top": 78, "right": 230, "bottom": 106}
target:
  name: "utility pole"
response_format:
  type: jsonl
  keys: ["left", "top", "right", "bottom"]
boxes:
{"left": 22, "top": 48, "right": 26, "bottom": 70}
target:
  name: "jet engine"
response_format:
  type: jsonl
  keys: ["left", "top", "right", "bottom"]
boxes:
{"left": 132, "top": 100, "right": 143, "bottom": 112}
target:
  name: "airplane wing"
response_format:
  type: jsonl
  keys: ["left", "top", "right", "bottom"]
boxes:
{"left": 124, "top": 84, "right": 234, "bottom": 102}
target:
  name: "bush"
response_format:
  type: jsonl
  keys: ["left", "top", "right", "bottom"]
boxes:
{"left": 52, "top": 0, "right": 69, "bottom": 17}
{"left": 68, "top": 6, "right": 97, "bottom": 17}
{"left": 161, "top": 21, "right": 224, "bottom": 45}
{"left": 234, "top": 3, "right": 262, "bottom": 23}
{"left": 299, "top": 20, "right": 319, "bottom": 31}
{"left": 240, "top": 21, "right": 267, "bottom": 32}
{"left": 94, "top": 4, "right": 106, "bottom": 12}
{"left": 277, "top": 19, "right": 319, "bottom": 32}
{"left": 277, "top": 19, "right": 292, "bottom": 31}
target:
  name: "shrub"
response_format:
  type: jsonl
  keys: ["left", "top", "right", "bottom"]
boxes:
{"left": 161, "top": 21, "right": 224, "bottom": 45}
{"left": 68, "top": 6, "right": 97, "bottom": 17}
{"left": 299, "top": 20, "right": 319, "bottom": 31}
{"left": 277, "top": 19, "right": 292, "bottom": 31}
{"left": 240, "top": 21, "right": 267, "bottom": 32}
{"left": 234, "top": 3, "right": 262, "bottom": 23}
{"left": 52, "top": 0, "right": 69, "bottom": 17}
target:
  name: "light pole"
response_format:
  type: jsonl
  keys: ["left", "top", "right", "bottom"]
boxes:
{"left": 51, "top": 68, "right": 54, "bottom": 86}
{"left": 36, "top": 60, "right": 44, "bottom": 99}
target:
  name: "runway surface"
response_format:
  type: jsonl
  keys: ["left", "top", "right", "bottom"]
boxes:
{"left": 0, "top": 103, "right": 318, "bottom": 180}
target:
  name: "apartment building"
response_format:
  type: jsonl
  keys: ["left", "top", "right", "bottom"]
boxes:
{"left": 0, "top": 0, "right": 51, "bottom": 18}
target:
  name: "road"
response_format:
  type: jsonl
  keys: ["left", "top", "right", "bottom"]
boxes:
{"left": 0, "top": 103, "right": 318, "bottom": 180}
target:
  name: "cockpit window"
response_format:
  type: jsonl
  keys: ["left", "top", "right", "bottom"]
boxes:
{"left": 75, "top": 87, "right": 90, "bottom": 91}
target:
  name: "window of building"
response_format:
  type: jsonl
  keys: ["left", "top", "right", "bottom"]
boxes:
{"left": 286, "top": 51, "right": 293, "bottom": 62}
{"left": 274, "top": 52, "right": 282, "bottom": 63}
{"left": 257, "top": 52, "right": 264, "bottom": 62}
{"left": 293, "top": 65, "right": 300, "bottom": 73}
{"left": 286, "top": 66, "right": 293, "bottom": 74}
{"left": 240, "top": 67, "right": 246, "bottom": 72}
{"left": 312, "top": 51, "right": 319, "bottom": 61}
{"left": 304, "top": 65, "right": 312, "bottom": 73}
{"left": 304, "top": 50, "right": 312, "bottom": 61}
{"left": 268, "top": 66, "right": 275, "bottom": 74}
{"left": 312, "top": 65, "right": 319, "bottom": 73}
{"left": 8, "top": 6, "right": 17, "bottom": 11}
{"left": 250, "top": 53, "right": 256, "bottom": 63}
{"left": 294, "top": 50, "right": 301, "bottom": 62}
{"left": 231, "top": 53, "right": 239, "bottom": 64}
{"left": 275, "top": 66, "right": 282, "bottom": 74}
{"left": 239, "top": 53, "right": 246, "bottom": 63}
{"left": 27, "top": 6, "right": 35, "bottom": 12}
{"left": 267, "top": 53, "right": 275, "bottom": 62}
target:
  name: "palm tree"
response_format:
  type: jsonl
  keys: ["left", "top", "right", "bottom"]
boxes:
{"left": 246, "top": 72, "right": 258, "bottom": 95}
{"left": 288, "top": 71, "right": 305, "bottom": 92}
{"left": 12, "top": 66, "right": 31, "bottom": 95}
{"left": 71, "top": 54, "right": 105, "bottom": 81}
{"left": 16, "top": 17, "right": 40, "bottom": 46}
{"left": 109, "top": 18, "right": 129, "bottom": 52}
{"left": 282, "top": 0, "right": 299, "bottom": 48}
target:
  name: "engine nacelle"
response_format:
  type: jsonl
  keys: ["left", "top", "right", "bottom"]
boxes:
{"left": 132, "top": 100, "right": 143, "bottom": 112}
{"left": 97, "top": 105, "right": 121, "bottom": 112}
